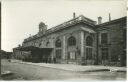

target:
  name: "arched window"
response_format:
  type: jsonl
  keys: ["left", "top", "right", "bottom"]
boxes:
{"left": 86, "top": 36, "right": 93, "bottom": 46}
{"left": 55, "top": 39, "right": 61, "bottom": 48}
{"left": 68, "top": 36, "right": 76, "bottom": 46}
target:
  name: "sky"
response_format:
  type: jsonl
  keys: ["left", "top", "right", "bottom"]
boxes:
{"left": 1, "top": 0, "right": 126, "bottom": 52}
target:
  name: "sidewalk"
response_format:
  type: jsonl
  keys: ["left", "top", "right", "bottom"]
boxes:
{"left": 11, "top": 59, "right": 127, "bottom": 72}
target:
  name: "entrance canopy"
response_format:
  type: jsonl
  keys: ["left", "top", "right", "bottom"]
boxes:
{"left": 15, "top": 46, "right": 53, "bottom": 63}
{"left": 16, "top": 46, "right": 53, "bottom": 51}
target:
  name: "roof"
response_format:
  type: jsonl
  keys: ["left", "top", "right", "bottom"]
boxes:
{"left": 46, "top": 15, "right": 96, "bottom": 33}
{"left": 23, "top": 16, "right": 126, "bottom": 43}
{"left": 23, "top": 15, "right": 96, "bottom": 43}
{"left": 96, "top": 16, "right": 126, "bottom": 27}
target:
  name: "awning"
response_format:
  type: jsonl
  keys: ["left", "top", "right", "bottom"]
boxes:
{"left": 16, "top": 46, "right": 53, "bottom": 51}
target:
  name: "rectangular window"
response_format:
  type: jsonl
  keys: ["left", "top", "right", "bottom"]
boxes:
{"left": 101, "top": 33, "right": 108, "bottom": 44}
{"left": 86, "top": 48, "right": 92, "bottom": 60}
{"left": 101, "top": 48, "right": 108, "bottom": 60}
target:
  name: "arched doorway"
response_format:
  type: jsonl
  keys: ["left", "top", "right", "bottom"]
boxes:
{"left": 85, "top": 36, "right": 94, "bottom": 65}
{"left": 67, "top": 36, "right": 77, "bottom": 64}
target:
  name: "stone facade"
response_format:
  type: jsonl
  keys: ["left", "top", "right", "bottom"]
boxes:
{"left": 13, "top": 15, "right": 126, "bottom": 66}
{"left": 96, "top": 17, "right": 126, "bottom": 66}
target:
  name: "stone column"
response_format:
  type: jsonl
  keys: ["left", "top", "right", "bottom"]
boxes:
{"left": 63, "top": 35, "right": 66, "bottom": 59}
{"left": 52, "top": 38, "right": 56, "bottom": 63}
{"left": 80, "top": 31, "right": 85, "bottom": 64}
{"left": 51, "top": 39, "right": 54, "bottom": 59}
{"left": 81, "top": 31, "right": 84, "bottom": 57}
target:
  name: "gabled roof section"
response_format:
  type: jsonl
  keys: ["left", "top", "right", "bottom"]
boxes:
{"left": 45, "top": 15, "right": 96, "bottom": 34}
{"left": 23, "top": 15, "right": 96, "bottom": 43}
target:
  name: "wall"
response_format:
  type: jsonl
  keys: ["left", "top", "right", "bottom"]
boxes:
{"left": 97, "top": 20, "right": 126, "bottom": 66}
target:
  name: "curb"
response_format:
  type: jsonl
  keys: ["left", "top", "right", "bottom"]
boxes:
{"left": 1, "top": 71, "right": 13, "bottom": 77}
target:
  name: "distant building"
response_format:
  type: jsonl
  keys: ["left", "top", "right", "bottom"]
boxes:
{"left": 0, "top": 50, "right": 12, "bottom": 59}
{"left": 13, "top": 14, "right": 126, "bottom": 66}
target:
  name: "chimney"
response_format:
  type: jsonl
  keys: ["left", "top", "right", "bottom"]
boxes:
{"left": 98, "top": 16, "right": 102, "bottom": 24}
{"left": 73, "top": 12, "right": 76, "bottom": 19}
{"left": 109, "top": 13, "right": 111, "bottom": 21}
{"left": 38, "top": 22, "right": 47, "bottom": 34}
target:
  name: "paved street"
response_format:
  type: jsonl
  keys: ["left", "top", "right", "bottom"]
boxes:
{"left": 11, "top": 59, "right": 126, "bottom": 72}
{"left": 1, "top": 59, "right": 126, "bottom": 80}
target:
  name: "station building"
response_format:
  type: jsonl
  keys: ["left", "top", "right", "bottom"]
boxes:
{"left": 13, "top": 14, "right": 126, "bottom": 66}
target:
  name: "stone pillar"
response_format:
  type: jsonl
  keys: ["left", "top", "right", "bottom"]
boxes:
{"left": 81, "top": 31, "right": 84, "bottom": 57}
{"left": 52, "top": 39, "right": 56, "bottom": 63}
{"left": 93, "top": 33, "right": 98, "bottom": 65}
{"left": 63, "top": 35, "right": 66, "bottom": 59}
{"left": 80, "top": 31, "right": 85, "bottom": 64}
{"left": 51, "top": 39, "right": 54, "bottom": 60}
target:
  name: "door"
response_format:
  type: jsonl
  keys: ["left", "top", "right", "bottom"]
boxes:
{"left": 85, "top": 36, "right": 94, "bottom": 65}
{"left": 101, "top": 48, "right": 108, "bottom": 65}
{"left": 55, "top": 49, "right": 62, "bottom": 63}
{"left": 86, "top": 47, "right": 93, "bottom": 65}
